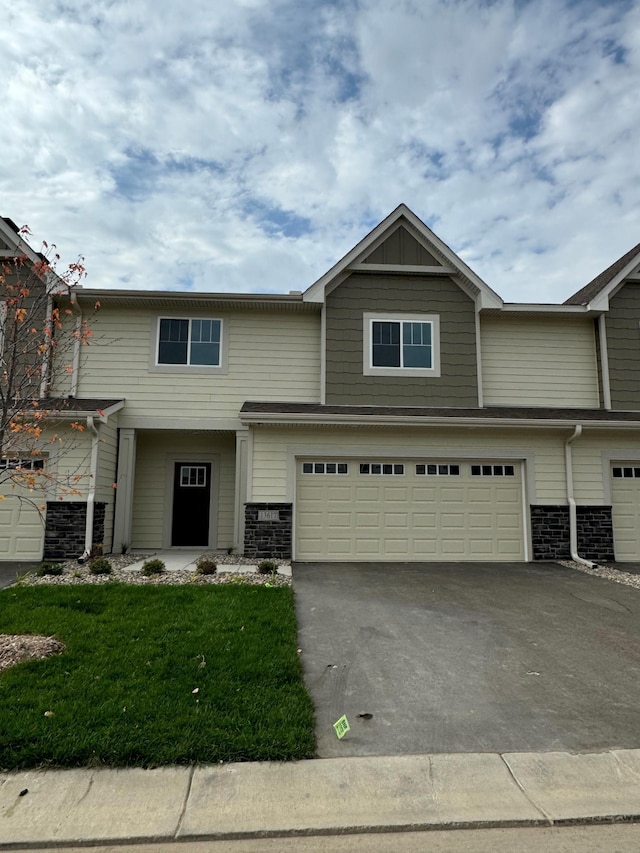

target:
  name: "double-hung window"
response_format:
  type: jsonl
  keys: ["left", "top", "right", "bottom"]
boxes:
{"left": 363, "top": 312, "right": 440, "bottom": 377}
{"left": 157, "top": 318, "right": 222, "bottom": 367}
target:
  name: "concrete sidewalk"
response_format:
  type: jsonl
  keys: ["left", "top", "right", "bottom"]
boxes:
{"left": 2, "top": 749, "right": 640, "bottom": 847}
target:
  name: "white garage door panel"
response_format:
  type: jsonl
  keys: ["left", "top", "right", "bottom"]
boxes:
{"left": 0, "top": 496, "right": 45, "bottom": 560}
{"left": 611, "top": 467, "right": 640, "bottom": 560}
{"left": 296, "top": 459, "right": 524, "bottom": 561}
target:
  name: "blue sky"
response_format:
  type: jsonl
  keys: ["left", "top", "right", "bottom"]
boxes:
{"left": 1, "top": 0, "right": 639, "bottom": 301}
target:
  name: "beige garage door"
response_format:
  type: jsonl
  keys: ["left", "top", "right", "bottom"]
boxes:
{"left": 611, "top": 464, "right": 640, "bottom": 561}
{"left": 296, "top": 459, "right": 524, "bottom": 561}
{"left": 0, "top": 495, "right": 45, "bottom": 560}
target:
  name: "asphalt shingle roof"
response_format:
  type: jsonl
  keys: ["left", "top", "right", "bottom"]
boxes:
{"left": 564, "top": 242, "right": 640, "bottom": 306}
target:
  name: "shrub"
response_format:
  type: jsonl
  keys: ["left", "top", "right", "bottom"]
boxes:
{"left": 257, "top": 559, "right": 279, "bottom": 575}
{"left": 89, "top": 557, "right": 112, "bottom": 576}
{"left": 195, "top": 557, "right": 217, "bottom": 575}
{"left": 141, "top": 559, "right": 165, "bottom": 577}
{"left": 36, "top": 562, "right": 64, "bottom": 577}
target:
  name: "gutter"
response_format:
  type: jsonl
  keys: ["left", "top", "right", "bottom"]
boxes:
{"left": 79, "top": 415, "right": 100, "bottom": 562}
{"left": 239, "top": 411, "right": 640, "bottom": 430}
{"left": 565, "top": 425, "right": 596, "bottom": 569}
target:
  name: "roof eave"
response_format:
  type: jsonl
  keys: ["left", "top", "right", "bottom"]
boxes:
{"left": 239, "top": 411, "right": 640, "bottom": 429}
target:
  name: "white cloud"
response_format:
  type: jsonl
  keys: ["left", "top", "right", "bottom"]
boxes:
{"left": 1, "top": 0, "right": 639, "bottom": 302}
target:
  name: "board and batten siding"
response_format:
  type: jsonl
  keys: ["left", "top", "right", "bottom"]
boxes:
{"left": 73, "top": 307, "right": 321, "bottom": 421}
{"left": 249, "top": 426, "right": 569, "bottom": 506}
{"left": 130, "top": 431, "right": 235, "bottom": 550}
{"left": 481, "top": 317, "right": 599, "bottom": 407}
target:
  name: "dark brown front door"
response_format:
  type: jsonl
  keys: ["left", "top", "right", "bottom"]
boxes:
{"left": 171, "top": 462, "right": 211, "bottom": 546}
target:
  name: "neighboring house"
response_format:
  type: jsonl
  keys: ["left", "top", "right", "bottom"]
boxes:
{"left": 0, "top": 217, "right": 121, "bottom": 561}
{"left": 4, "top": 204, "right": 640, "bottom": 564}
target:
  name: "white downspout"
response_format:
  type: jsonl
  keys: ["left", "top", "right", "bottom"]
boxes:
{"left": 565, "top": 425, "right": 596, "bottom": 568}
{"left": 79, "top": 415, "right": 100, "bottom": 562}
{"left": 39, "top": 296, "right": 54, "bottom": 399}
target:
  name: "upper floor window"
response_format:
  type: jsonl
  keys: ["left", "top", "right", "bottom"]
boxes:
{"left": 363, "top": 312, "right": 440, "bottom": 377}
{"left": 157, "top": 318, "right": 221, "bottom": 367}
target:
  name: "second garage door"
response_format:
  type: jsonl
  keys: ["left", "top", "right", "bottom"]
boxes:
{"left": 611, "top": 463, "right": 640, "bottom": 561}
{"left": 296, "top": 458, "right": 525, "bottom": 561}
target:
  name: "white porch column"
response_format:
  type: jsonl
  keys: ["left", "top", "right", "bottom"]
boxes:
{"left": 234, "top": 429, "right": 249, "bottom": 552}
{"left": 113, "top": 428, "right": 137, "bottom": 553}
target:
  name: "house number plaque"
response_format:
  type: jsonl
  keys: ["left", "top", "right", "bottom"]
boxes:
{"left": 258, "top": 510, "right": 280, "bottom": 522}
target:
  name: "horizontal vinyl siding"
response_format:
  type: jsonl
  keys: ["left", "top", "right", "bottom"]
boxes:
{"left": 75, "top": 308, "right": 320, "bottom": 420}
{"left": 573, "top": 431, "right": 640, "bottom": 504}
{"left": 250, "top": 426, "right": 568, "bottom": 505}
{"left": 481, "top": 317, "right": 599, "bottom": 407}
{"left": 50, "top": 431, "right": 93, "bottom": 500}
{"left": 131, "top": 431, "right": 235, "bottom": 550}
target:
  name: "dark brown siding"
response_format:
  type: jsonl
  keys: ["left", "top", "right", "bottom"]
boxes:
{"left": 606, "top": 282, "right": 640, "bottom": 410}
{"left": 594, "top": 318, "right": 604, "bottom": 407}
{"left": 364, "top": 225, "right": 441, "bottom": 266}
{"left": 325, "top": 273, "right": 478, "bottom": 406}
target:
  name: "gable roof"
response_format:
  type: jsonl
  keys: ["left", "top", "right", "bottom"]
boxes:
{"left": 564, "top": 241, "right": 640, "bottom": 308}
{"left": 303, "top": 204, "right": 503, "bottom": 310}
{"left": 0, "top": 216, "right": 66, "bottom": 293}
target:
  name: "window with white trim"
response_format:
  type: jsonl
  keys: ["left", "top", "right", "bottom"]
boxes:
{"left": 471, "top": 464, "right": 515, "bottom": 477}
{"left": 0, "top": 457, "right": 45, "bottom": 471}
{"left": 302, "top": 462, "right": 348, "bottom": 474}
{"left": 157, "top": 318, "right": 222, "bottom": 366}
{"left": 416, "top": 464, "right": 460, "bottom": 476}
{"left": 363, "top": 313, "right": 440, "bottom": 377}
{"left": 359, "top": 463, "right": 405, "bottom": 475}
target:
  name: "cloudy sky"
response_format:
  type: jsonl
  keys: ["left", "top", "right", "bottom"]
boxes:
{"left": 2, "top": 0, "right": 639, "bottom": 302}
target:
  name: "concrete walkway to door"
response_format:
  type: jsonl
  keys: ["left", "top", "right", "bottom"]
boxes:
{"left": 293, "top": 561, "right": 640, "bottom": 759}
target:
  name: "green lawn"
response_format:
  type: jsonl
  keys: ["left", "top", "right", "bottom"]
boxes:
{"left": 0, "top": 584, "right": 316, "bottom": 770}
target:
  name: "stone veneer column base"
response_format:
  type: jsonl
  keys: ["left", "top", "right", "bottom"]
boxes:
{"left": 43, "top": 502, "right": 106, "bottom": 561}
{"left": 530, "top": 505, "right": 614, "bottom": 562}
{"left": 244, "top": 503, "right": 292, "bottom": 560}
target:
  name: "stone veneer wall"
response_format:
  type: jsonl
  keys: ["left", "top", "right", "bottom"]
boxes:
{"left": 43, "top": 502, "right": 106, "bottom": 560}
{"left": 244, "top": 503, "right": 292, "bottom": 560}
{"left": 530, "top": 505, "right": 614, "bottom": 562}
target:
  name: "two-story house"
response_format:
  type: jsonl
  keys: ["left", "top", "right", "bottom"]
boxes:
{"left": 5, "top": 205, "right": 640, "bottom": 565}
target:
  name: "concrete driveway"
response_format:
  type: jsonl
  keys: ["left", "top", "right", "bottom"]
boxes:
{"left": 293, "top": 562, "right": 640, "bottom": 758}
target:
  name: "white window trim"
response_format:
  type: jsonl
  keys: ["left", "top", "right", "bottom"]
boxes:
{"left": 362, "top": 312, "right": 441, "bottom": 378}
{"left": 149, "top": 316, "right": 229, "bottom": 375}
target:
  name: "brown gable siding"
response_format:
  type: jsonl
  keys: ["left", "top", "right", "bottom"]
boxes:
{"left": 363, "top": 225, "right": 442, "bottom": 266}
{"left": 606, "top": 281, "right": 640, "bottom": 410}
{"left": 325, "top": 272, "right": 478, "bottom": 407}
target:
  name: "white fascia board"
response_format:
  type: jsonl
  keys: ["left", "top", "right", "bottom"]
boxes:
{"left": 304, "top": 204, "right": 504, "bottom": 310}
{"left": 587, "top": 254, "right": 640, "bottom": 311}
{"left": 239, "top": 411, "right": 640, "bottom": 430}
{"left": 118, "top": 416, "right": 241, "bottom": 431}
{"left": 499, "top": 303, "right": 589, "bottom": 314}
{"left": 40, "top": 400, "right": 126, "bottom": 422}
{"left": 347, "top": 263, "right": 457, "bottom": 275}
{"left": 303, "top": 207, "right": 410, "bottom": 303}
